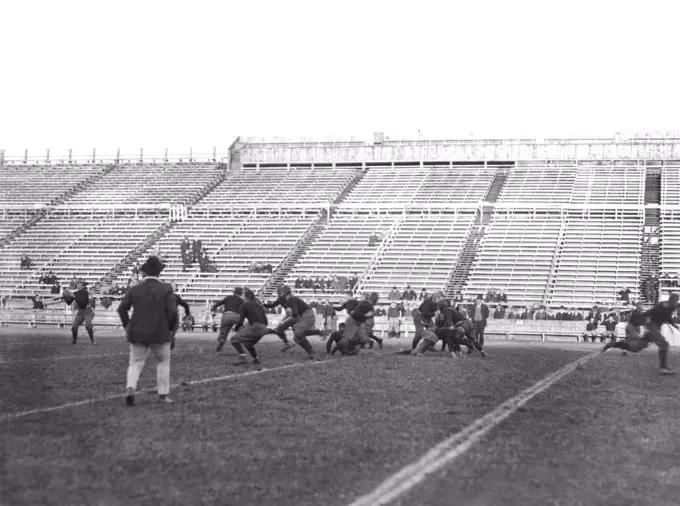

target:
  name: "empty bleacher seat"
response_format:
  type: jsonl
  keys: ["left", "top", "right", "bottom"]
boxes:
{"left": 465, "top": 212, "right": 563, "bottom": 305}
{"left": 548, "top": 213, "right": 642, "bottom": 307}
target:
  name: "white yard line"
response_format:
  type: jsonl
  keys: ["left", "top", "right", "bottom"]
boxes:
{"left": 345, "top": 351, "right": 599, "bottom": 506}
{"left": 0, "top": 360, "right": 328, "bottom": 421}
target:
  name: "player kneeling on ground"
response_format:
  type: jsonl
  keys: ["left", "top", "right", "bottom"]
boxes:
{"left": 601, "top": 293, "right": 678, "bottom": 375}
{"left": 231, "top": 290, "right": 271, "bottom": 368}
{"left": 326, "top": 323, "right": 358, "bottom": 356}
{"left": 410, "top": 307, "right": 486, "bottom": 358}
{"left": 336, "top": 292, "right": 380, "bottom": 354}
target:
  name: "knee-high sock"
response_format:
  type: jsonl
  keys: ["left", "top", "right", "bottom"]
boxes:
{"left": 86, "top": 327, "right": 94, "bottom": 341}
{"left": 412, "top": 339, "right": 432, "bottom": 355}
{"left": 245, "top": 345, "right": 258, "bottom": 359}
{"left": 412, "top": 335, "right": 422, "bottom": 350}
{"left": 659, "top": 348, "right": 669, "bottom": 369}
{"left": 294, "top": 335, "right": 314, "bottom": 354}
{"left": 303, "top": 329, "right": 321, "bottom": 337}
{"left": 72, "top": 328, "right": 78, "bottom": 341}
{"left": 232, "top": 342, "right": 246, "bottom": 355}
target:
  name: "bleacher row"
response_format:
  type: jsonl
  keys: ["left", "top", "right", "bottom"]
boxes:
{"left": 1, "top": 162, "right": 679, "bottom": 310}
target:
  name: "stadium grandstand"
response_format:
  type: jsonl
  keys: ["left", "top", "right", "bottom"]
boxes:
{"left": 1, "top": 135, "right": 680, "bottom": 343}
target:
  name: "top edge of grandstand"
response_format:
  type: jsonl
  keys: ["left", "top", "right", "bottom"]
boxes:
{"left": 5, "top": 130, "right": 680, "bottom": 163}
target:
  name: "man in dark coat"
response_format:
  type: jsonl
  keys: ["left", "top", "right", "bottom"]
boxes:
{"left": 117, "top": 256, "right": 177, "bottom": 406}
{"left": 469, "top": 295, "right": 490, "bottom": 346}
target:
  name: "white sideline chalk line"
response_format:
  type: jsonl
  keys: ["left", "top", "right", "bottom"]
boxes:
{"left": 0, "top": 360, "right": 327, "bottom": 421}
{"left": 0, "top": 352, "right": 128, "bottom": 364}
{"left": 346, "top": 351, "right": 599, "bottom": 506}
{"left": 0, "top": 346, "right": 216, "bottom": 365}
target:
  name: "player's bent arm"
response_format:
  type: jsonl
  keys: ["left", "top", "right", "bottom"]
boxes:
{"left": 165, "top": 291, "right": 178, "bottom": 331}
{"left": 117, "top": 294, "right": 133, "bottom": 327}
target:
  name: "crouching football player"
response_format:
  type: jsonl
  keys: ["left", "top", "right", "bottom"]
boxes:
{"left": 230, "top": 290, "right": 271, "bottom": 368}
{"left": 326, "top": 323, "right": 358, "bottom": 356}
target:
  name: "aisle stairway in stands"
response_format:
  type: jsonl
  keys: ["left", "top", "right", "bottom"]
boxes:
{"left": 259, "top": 211, "right": 329, "bottom": 299}
{"left": 484, "top": 170, "right": 509, "bottom": 204}
{"left": 443, "top": 169, "right": 509, "bottom": 299}
{"left": 333, "top": 168, "right": 366, "bottom": 204}
{"left": 640, "top": 166, "right": 662, "bottom": 303}
{"left": 103, "top": 166, "right": 228, "bottom": 290}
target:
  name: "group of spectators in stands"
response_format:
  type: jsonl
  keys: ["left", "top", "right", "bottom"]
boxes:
{"left": 387, "top": 286, "right": 431, "bottom": 301}
{"left": 20, "top": 254, "right": 34, "bottom": 270}
{"left": 294, "top": 274, "right": 359, "bottom": 294}
{"left": 180, "top": 236, "right": 217, "bottom": 273}
{"left": 368, "top": 231, "right": 383, "bottom": 247}
{"left": 249, "top": 262, "right": 273, "bottom": 274}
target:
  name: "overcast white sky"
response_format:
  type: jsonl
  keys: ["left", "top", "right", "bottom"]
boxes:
{"left": 1, "top": 0, "right": 678, "bottom": 159}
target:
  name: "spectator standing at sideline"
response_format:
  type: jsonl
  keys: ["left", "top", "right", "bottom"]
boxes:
{"left": 117, "top": 256, "right": 178, "bottom": 406}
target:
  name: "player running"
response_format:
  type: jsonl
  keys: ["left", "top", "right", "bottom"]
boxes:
{"left": 262, "top": 285, "right": 322, "bottom": 359}
{"left": 601, "top": 293, "right": 678, "bottom": 375}
{"left": 63, "top": 282, "right": 95, "bottom": 345}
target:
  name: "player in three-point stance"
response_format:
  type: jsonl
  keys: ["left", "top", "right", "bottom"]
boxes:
{"left": 63, "top": 282, "right": 95, "bottom": 345}
{"left": 601, "top": 293, "right": 678, "bottom": 375}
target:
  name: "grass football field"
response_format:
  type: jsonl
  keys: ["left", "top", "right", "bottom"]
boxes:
{"left": 1, "top": 327, "right": 679, "bottom": 506}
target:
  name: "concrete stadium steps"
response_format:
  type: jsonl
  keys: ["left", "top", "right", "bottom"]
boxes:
{"left": 259, "top": 211, "right": 328, "bottom": 299}
{"left": 644, "top": 167, "right": 662, "bottom": 205}
{"left": 332, "top": 168, "right": 366, "bottom": 204}
{"left": 444, "top": 223, "right": 485, "bottom": 299}
{"left": 361, "top": 212, "right": 477, "bottom": 300}
{"left": 484, "top": 171, "right": 509, "bottom": 204}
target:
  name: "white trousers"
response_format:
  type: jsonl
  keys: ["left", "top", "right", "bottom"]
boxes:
{"left": 126, "top": 342, "right": 171, "bottom": 395}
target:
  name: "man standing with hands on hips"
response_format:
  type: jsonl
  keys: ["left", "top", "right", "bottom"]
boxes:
{"left": 117, "top": 256, "right": 178, "bottom": 406}
{"left": 470, "top": 294, "right": 489, "bottom": 347}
